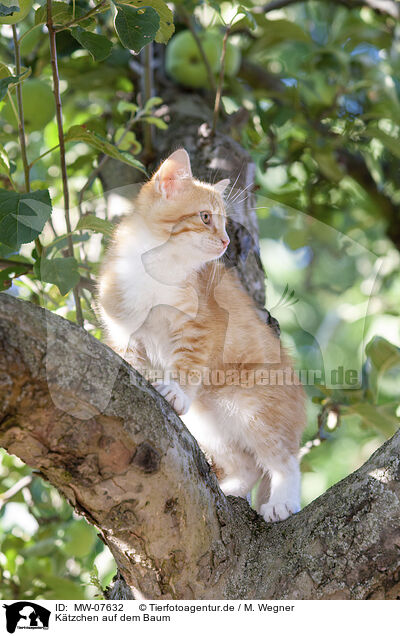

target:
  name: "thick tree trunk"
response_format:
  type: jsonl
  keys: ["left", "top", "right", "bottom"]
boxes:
{"left": 1, "top": 293, "right": 400, "bottom": 599}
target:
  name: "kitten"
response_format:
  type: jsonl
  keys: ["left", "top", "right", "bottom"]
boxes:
{"left": 98, "top": 149, "right": 306, "bottom": 522}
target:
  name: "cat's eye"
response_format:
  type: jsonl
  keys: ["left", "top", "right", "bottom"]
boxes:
{"left": 200, "top": 211, "right": 212, "bottom": 225}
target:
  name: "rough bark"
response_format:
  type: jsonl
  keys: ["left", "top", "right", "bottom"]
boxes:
{"left": 1, "top": 293, "right": 400, "bottom": 599}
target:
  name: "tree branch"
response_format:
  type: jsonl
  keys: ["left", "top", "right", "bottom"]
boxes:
{"left": 1, "top": 293, "right": 400, "bottom": 599}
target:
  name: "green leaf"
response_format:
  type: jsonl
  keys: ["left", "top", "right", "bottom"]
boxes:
{"left": 114, "top": 128, "right": 142, "bottom": 153}
{"left": 114, "top": 4, "right": 160, "bottom": 53}
{"left": 64, "top": 124, "right": 147, "bottom": 174}
{"left": 365, "top": 336, "right": 400, "bottom": 400}
{"left": 75, "top": 215, "right": 114, "bottom": 237}
{"left": 235, "top": 6, "right": 256, "bottom": 30}
{"left": 40, "top": 574, "right": 84, "bottom": 600}
{"left": 45, "top": 231, "right": 90, "bottom": 256}
{"left": 118, "top": 0, "right": 174, "bottom": 44}
{"left": 0, "top": 144, "right": 12, "bottom": 178}
{"left": 0, "top": 189, "right": 52, "bottom": 248}
{"left": 34, "top": 256, "right": 80, "bottom": 295}
{"left": 314, "top": 151, "right": 344, "bottom": 182}
{"left": 35, "top": 1, "right": 107, "bottom": 26}
{"left": 253, "top": 19, "right": 311, "bottom": 49}
{"left": 343, "top": 402, "right": 400, "bottom": 438}
{"left": 143, "top": 95, "right": 162, "bottom": 112}
{"left": 365, "top": 127, "right": 400, "bottom": 159}
{"left": 35, "top": 1, "right": 72, "bottom": 25}
{"left": 70, "top": 27, "right": 113, "bottom": 62}
{"left": 206, "top": 0, "right": 221, "bottom": 14}
{"left": 143, "top": 115, "right": 167, "bottom": 129}
{"left": 0, "top": 1, "right": 19, "bottom": 17}
{"left": 366, "top": 336, "right": 400, "bottom": 372}
{"left": 0, "top": 62, "right": 11, "bottom": 79}
{"left": 0, "top": 72, "right": 25, "bottom": 102}
{"left": 116, "top": 100, "right": 139, "bottom": 114}
{"left": 0, "top": 264, "right": 30, "bottom": 291}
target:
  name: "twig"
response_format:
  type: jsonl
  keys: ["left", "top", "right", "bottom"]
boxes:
{"left": 212, "top": 26, "right": 230, "bottom": 135}
{"left": 0, "top": 475, "right": 33, "bottom": 510}
{"left": 142, "top": 43, "right": 154, "bottom": 158}
{"left": 54, "top": 0, "right": 108, "bottom": 32}
{"left": 300, "top": 402, "right": 341, "bottom": 459}
{"left": 47, "top": 0, "right": 83, "bottom": 327}
{"left": 11, "top": 25, "right": 30, "bottom": 193}
{"left": 11, "top": 27, "right": 45, "bottom": 260}
{"left": 0, "top": 258, "right": 33, "bottom": 270}
{"left": 29, "top": 144, "right": 60, "bottom": 169}
{"left": 78, "top": 155, "right": 109, "bottom": 218}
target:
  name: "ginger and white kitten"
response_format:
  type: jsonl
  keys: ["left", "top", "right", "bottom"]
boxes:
{"left": 98, "top": 149, "right": 306, "bottom": 522}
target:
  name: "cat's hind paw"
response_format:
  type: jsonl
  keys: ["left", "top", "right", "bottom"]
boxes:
{"left": 153, "top": 381, "right": 191, "bottom": 416}
{"left": 260, "top": 501, "right": 300, "bottom": 523}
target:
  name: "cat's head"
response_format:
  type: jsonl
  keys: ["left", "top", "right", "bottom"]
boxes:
{"left": 136, "top": 149, "right": 230, "bottom": 269}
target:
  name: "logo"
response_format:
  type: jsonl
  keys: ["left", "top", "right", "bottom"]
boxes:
{"left": 3, "top": 602, "right": 50, "bottom": 634}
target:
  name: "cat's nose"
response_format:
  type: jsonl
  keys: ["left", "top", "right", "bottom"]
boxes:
{"left": 221, "top": 237, "right": 230, "bottom": 249}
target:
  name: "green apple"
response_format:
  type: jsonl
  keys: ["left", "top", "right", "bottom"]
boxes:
{"left": 2, "top": 78, "right": 55, "bottom": 132}
{"left": 166, "top": 30, "right": 222, "bottom": 89}
{"left": 0, "top": 0, "right": 33, "bottom": 24}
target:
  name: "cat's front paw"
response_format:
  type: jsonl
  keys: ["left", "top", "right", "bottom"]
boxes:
{"left": 260, "top": 500, "right": 300, "bottom": 523}
{"left": 153, "top": 381, "right": 191, "bottom": 416}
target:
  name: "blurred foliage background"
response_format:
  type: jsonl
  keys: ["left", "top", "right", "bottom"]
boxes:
{"left": 0, "top": 0, "right": 399, "bottom": 599}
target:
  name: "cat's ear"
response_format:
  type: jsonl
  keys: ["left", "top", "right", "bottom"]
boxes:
{"left": 153, "top": 148, "right": 192, "bottom": 199}
{"left": 214, "top": 179, "right": 230, "bottom": 196}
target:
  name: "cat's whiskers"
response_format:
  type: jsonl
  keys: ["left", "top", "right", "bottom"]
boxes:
{"left": 225, "top": 170, "right": 243, "bottom": 203}
{"left": 232, "top": 194, "right": 252, "bottom": 208}
{"left": 228, "top": 182, "right": 254, "bottom": 205}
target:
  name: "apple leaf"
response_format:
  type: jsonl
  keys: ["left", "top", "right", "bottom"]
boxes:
{"left": 35, "top": 1, "right": 105, "bottom": 26}
{"left": 75, "top": 215, "right": 114, "bottom": 237}
{"left": 33, "top": 256, "right": 80, "bottom": 296}
{"left": 343, "top": 402, "right": 400, "bottom": 438}
{"left": 114, "top": 4, "right": 160, "bottom": 53}
{"left": 70, "top": 27, "right": 113, "bottom": 62}
{"left": 0, "top": 71, "right": 26, "bottom": 102}
{"left": 366, "top": 336, "right": 400, "bottom": 372}
{"left": 64, "top": 125, "right": 147, "bottom": 174}
{"left": 0, "top": 189, "right": 52, "bottom": 248}
{"left": 45, "top": 232, "right": 90, "bottom": 256}
{"left": 365, "top": 336, "right": 400, "bottom": 400}
{"left": 142, "top": 95, "right": 163, "bottom": 112}
{"left": 0, "top": 263, "right": 32, "bottom": 291}
{"left": 143, "top": 116, "right": 168, "bottom": 129}
{"left": 235, "top": 6, "right": 257, "bottom": 30}
{"left": 35, "top": 1, "right": 71, "bottom": 25}
{"left": 0, "top": 144, "right": 12, "bottom": 178}
{"left": 365, "top": 126, "right": 400, "bottom": 160}
{"left": 253, "top": 19, "right": 311, "bottom": 47}
{"left": 0, "top": 0, "right": 19, "bottom": 16}
{"left": 117, "top": 0, "right": 174, "bottom": 44}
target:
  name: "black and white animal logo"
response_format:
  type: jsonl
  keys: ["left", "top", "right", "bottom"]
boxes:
{"left": 3, "top": 602, "right": 50, "bottom": 634}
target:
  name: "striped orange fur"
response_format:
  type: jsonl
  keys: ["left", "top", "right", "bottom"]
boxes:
{"left": 98, "top": 149, "right": 306, "bottom": 523}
